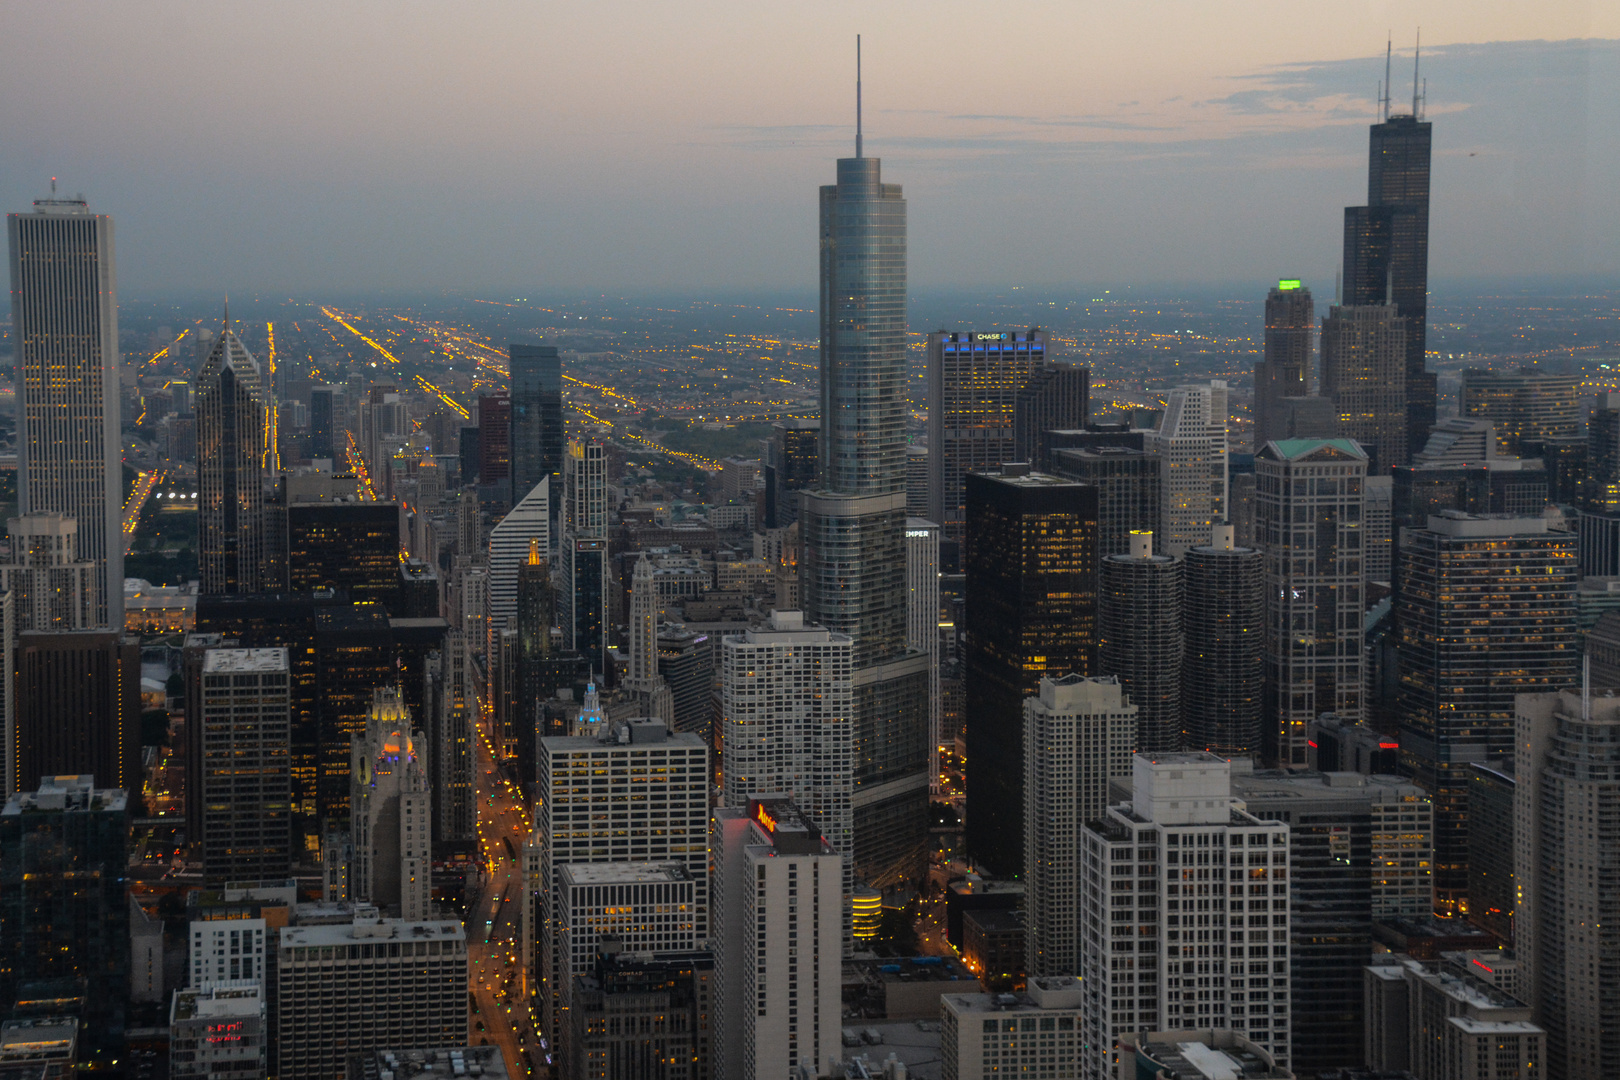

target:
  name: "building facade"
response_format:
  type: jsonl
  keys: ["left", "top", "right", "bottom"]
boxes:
{"left": 509, "top": 342, "right": 564, "bottom": 516}
{"left": 1254, "top": 281, "right": 1314, "bottom": 449}
{"left": 1012, "top": 361, "right": 1089, "bottom": 466}
{"left": 197, "top": 326, "right": 273, "bottom": 595}
{"left": 1098, "top": 531, "right": 1183, "bottom": 753}
{"left": 1146, "top": 383, "right": 1228, "bottom": 556}
{"left": 1183, "top": 524, "right": 1265, "bottom": 756}
{"left": 1320, "top": 304, "right": 1409, "bottom": 474}
{"left": 905, "top": 519, "right": 943, "bottom": 793}
{"left": 198, "top": 648, "right": 292, "bottom": 887}
{"left": 1460, "top": 367, "right": 1581, "bottom": 456}
{"left": 348, "top": 689, "right": 432, "bottom": 922}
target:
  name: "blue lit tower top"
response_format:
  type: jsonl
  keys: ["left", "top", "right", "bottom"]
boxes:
{"left": 818, "top": 41, "right": 907, "bottom": 498}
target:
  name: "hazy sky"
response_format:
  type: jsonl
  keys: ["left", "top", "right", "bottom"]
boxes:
{"left": 3, "top": 1, "right": 1616, "bottom": 297}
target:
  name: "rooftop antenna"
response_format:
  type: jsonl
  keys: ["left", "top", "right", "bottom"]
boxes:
{"left": 1382, "top": 35, "right": 1392, "bottom": 121}
{"left": 1412, "top": 29, "right": 1422, "bottom": 119}
{"left": 50, "top": 177, "right": 56, "bottom": 196}
{"left": 855, "top": 34, "right": 863, "bottom": 158}
{"left": 223, "top": 295, "right": 230, "bottom": 333}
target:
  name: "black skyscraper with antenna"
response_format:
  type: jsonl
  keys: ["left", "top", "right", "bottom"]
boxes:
{"left": 1343, "top": 37, "right": 1433, "bottom": 458}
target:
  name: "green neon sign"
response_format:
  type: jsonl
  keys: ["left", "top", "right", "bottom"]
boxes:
{"left": 1278, "top": 279, "right": 1302, "bottom": 291}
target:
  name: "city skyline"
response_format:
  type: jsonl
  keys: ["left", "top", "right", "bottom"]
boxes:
{"left": 0, "top": 5, "right": 1614, "bottom": 296}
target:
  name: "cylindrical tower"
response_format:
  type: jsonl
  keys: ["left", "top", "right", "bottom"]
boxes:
{"left": 1099, "top": 530, "right": 1183, "bottom": 753}
{"left": 1183, "top": 523, "right": 1265, "bottom": 756}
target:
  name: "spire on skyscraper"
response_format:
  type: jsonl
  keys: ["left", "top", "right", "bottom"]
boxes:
{"left": 855, "top": 34, "right": 863, "bottom": 159}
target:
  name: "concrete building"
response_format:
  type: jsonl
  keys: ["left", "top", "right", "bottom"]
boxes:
{"left": 1365, "top": 956, "right": 1542, "bottom": 1080}
{"left": 1146, "top": 382, "right": 1229, "bottom": 556}
{"left": 565, "top": 944, "right": 711, "bottom": 1080}
{"left": 1320, "top": 304, "right": 1409, "bottom": 474}
{"left": 1116, "top": 1029, "right": 1293, "bottom": 1080}
{"left": 8, "top": 195, "right": 123, "bottom": 628}
{"left": 1231, "top": 766, "right": 1433, "bottom": 1074}
{"left": 939, "top": 976, "right": 1083, "bottom": 1080}
{"left": 1254, "top": 279, "right": 1314, "bottom": 449}
{"left": 720, "top": 611, "right": 853, "bottom": 919}
{"left": 712, "top": 801, "right": 843, "bottom": 1080}
{"left": 1396, "top": 513, "right": 1577, "bottom": 912}
{"left": 1098, "top": 531, "right": 1183, "bottom": 753}
{"left": 1079, "top": 755, "right": 1291, "bottom": 1079}
{"left": 348, "top": 689, "right": 431, "bottom": 922}
{"left": 2, "top": 513, "right": 95, "bottom": 633}
{"left": 1256, "top": 438, "right": 1368, "bottom": 768}
{"left": 1023, "top": 675, "right": 1136, "bottom": 978}
{"left": 1182, "top": 524, "right": 1265, "bottom": 756}
{"left": 1514, "top": 689, "right": 1620, "bottom": 1079}
{"left": 0, "top": 1017, "right": 79, "bottom": 1077}
{"left": 1460, "top": 367, "right": 1581, "bottom": 456}
{"left": 273, "top": 907, "right": 467, "bottom": 1080}
{"left": 197, "top": 648, "right": 292, "bottom": 888}
{"left": 529, "top": 722, "right": 710, "bottom": 1046}
{"left": 169, "top": 981, "right": 266, "bottom": 1080}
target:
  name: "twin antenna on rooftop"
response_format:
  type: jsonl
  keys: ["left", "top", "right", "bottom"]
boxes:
{"left": 1379, "top": 31, "right": 1427, "bottom": 122}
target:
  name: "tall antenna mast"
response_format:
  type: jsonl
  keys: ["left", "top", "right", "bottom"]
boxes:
{"left": 1412, "top": 28, "right": 1422, "bottom": 118}
{"left": 856, "top": 34, "right": 863, "bottom": 158}
{"left": 1382, "top": 35, "right": 1392, "bottom": 121}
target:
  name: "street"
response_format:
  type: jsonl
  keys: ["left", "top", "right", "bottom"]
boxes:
{"left": 468, "top": 704, "right": 538, "bottom": 1076}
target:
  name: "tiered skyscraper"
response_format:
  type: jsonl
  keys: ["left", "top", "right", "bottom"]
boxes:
{"left": 799, "top": 71, "right": 931, "bottom": 888}
{"left": 1146, "top": 382, "right": 1228, "bottom": 555}
{"left": 1253, "top": 281, "right": 1313, "bottom": 448}
{"left": 1343, "top": 66, "right": 1433, "bottom": 456}
{"left": 7, "top": 194, "right": 122, "bottom": 627}
{"left": 348, "top": 688, "right": 432, "bottom": 922}
{"left": 562, "top": 437, "right": 609, "bottom": 676}
{"left": 197, "top": 320, "right": 273, "bottom": 594}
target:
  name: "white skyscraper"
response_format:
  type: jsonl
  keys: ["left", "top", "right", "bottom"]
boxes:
{"left": 623, "top": 552, "right": 674, "bottom": 723}
{"left": 7, "top": 194, "right": 122, "bottom": 627}
{"left": 528, "top": 721, "right": 709, "bottom": 1049}
{"left": 1146, "top": 382, "right": 1229, "bottom": 556}
{"left": 1079, "top": 753, "right": 1291, "bottom": 1079}
{"left": 720, "top": 610, "right": 854, "bottom": 918}
{"left": 712, "top": 801, "right": 843, "bottom": 1080}
{"left": 906, "top": 518, "right": 943, "bottom": 794}
{"left": 487, "top": 475, "right": 550, "bottom": 640}
{"left": 350, "top": 688, "right": 432, "bottom": 922}
{"left": 1023, "top": 675, "right": 1137, "bottom": 978}
{"left": 562, "top": 438, "right": 609, "bottom": 673}
{"left": 2, "top": 513, "right": 95, "bottom": 632}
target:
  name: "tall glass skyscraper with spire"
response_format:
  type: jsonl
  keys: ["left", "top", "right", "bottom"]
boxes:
{"left": 799, "top": 45, "right": 931, "bottom": 889}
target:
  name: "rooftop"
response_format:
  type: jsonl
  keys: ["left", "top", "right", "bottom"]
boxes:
{"left": 280, "top": 913, "right": 464, "bottom": 949}
{"left": 560, "top": 862, "right": 690, "bottom": 886}
{"left": 2, "top": 776, "right": 126, "bottom": 816}
{"left": 348, "top": 1046, "right": 509, "bottom": 1080}
{"left": 202, "top": 647, "right": 289, "bottom": 674}
{"left": 171, "top": 981, "right": 262, "bottom": 1023}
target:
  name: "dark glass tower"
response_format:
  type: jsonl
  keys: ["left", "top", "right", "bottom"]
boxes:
{"left": 509, "top": 342, "right": 564, "bottom": 514}
{"left": 799, "top": 68, "right": 932, "bottom": 888}
{"left": 197, "top": 325, "right": 272, "bottom": 594}
{"left": 1012, "top": 360, "right": 1089, "bottom": 465}
{"left": 310, "top": 384, "right": 336, "bottom": 461}
{"left": 763, "top": 418, "right": 819, "bottom": 529}
{"left": 1253, "top": 281, "right": 1313, "bottom": 448}
{"left": 1343, "top": 96, "right": 1433, "bottom": 456}
{"left": 963, "top": 467, "right": 1097, "bottom": 877}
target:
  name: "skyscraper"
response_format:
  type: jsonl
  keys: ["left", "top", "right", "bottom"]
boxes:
{"left": 1182, "top": 523, "right": 1265, "bottom": 756}
{"left": 963, "top": 466, "right": 1097, "bottom": 876}
{"left": 477, "top": 391, "right": 511, "bottom": 488}
{"left": 720, "top": 610, "right": 854, "bottom": 915}
{"left": 1397, "top": 512, "right": 1577, "bottom": 912}
{"left": 1078, "top": 754, "right": 1292, "bottom": 1079}
{"left": 197, "top": 648, "right": 292, "bottom": 888}
{"left": 309, "top": 384, "right": 337, "bottom": 461}
{"left": 1256, "top": 438, "right": 1367, "bottom": 768}
{"left": 1048, "top": 442, "right": 1162, "bottom": 561}
{"left": 13, "top": 630, "right": 140, "bottom": 794}
{"left": 1012, "top": 360, "right": 1089, "bottom": 466}
{"left": 1022, "top": 675, "right": 1135, "bottom": 978}
{"left": 1320, "top": 303, "right": 1409, "bottom": 473}
{"left": 509, "top": 342, "right": 564, "bottom": 515}
{"left": 1146, "top": 382, "right": 1228, "bottom": 556}
{"left": 1253, "top": 280, "right": 1313, "bottom": 448}
{"left": 925, "top": 329, "right": 1049, "bottom": 548}
{"left": 799, "top": 79, "right": 931, "bottom": 888}
{"left": 1343, "top": 82, "right": 1433, "bottom": 456}
{"left": 197, "top": 322, "right": 273, "bottom": 595}
{"left": 7, "top": 194, "right": 122, "bottom": 627}
{"left": 562, "top": 438, "right": 609, "bottom": 676}
{"left": 487, "top": 476, "right": 550, "bottom": 648}
{"left": 1460, "top": 367, "right": 1581, "bottom": 456}
{"left": 2, "top": 513, "right": 95, "bottom": 632}
{"left": 349, "top": 688, "right": 432, "bottom": 922}
{"left": 905, "top": 519, "right": 942, "bottom": 792}
{"left": 763, "top": 418, "right": 819, "bottom": 529}
{"left": 1098, "top": 530, "right": 1183, "bottom": 753}
{"left": 1515, "top": 690, "right": 1620, "bottom": 1080}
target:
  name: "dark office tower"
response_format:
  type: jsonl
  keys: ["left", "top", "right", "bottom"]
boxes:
{"left": 763, "top": 418, "right": 818, "bottom": 529}
{"left": 658, "top": 624, "right": 715, "bottom": 737}
{"left": 1013, "top": 361, "right": 1089, "bottom": 465}
{"left": 509, "top": 342, "right": 564, "bottom": 514}
{"left": 0, "top": 776, "right": 130, "bottom": 1065}
{"left": 1396, "top": 511, "right": 1577, "bottom": 913}
{"left": 798, "top": 86, "right": 932, "bottom": 888}
{"left": 1048, "top": 442, "right": 1161, "bottom": 561}
{"left": 478, "top": 392, "right": 511, "bottom": 485}
{"left": 1098, "top": 531, "right": 1183, "bottom": 753}
{"left": 197, "top": 648, "right": 292, "bottom": 887}
{"left": 515, "top": 543, "right": 555, "bottom": 789}
{"left": 1343, "top": 88, "right": 1433, "bottom": 455}
{"left": 14, "top": 630, "right": 139, "bottom": 794}
{"left": 1461, "top": 367, "right": 1581, "bottom": 456}
{"left": 314, "top": 604, "right": 396, "bottom": 830}
{"left": 1467, "top": 759, "right": 1516, "bottom": 944}
{"left": 925, "top": 330, "right": 1049, "bottom": 548}
{"left": 905, "top": 445, "right": 930, "bottom": 519}
{"left": 310, "top": 384, "right": 337, "bottom": 460}
{"left": 963, "top": 467, "right": 1097, "bottom": 877}
{"left": 1257, "top": 438, "right": 1368, "bottom": 769}
{"left": 1320, "top": 304, "right": 1409, "bottom": 474}
{"left": 459, "top": 425, "right": 481, "bottom": 484}
{"left": 7, "top": 195, "right": 122, "bottom": 628}
{"left": 284, "top": 501, "right": 400, "bottom": 607}
{"left": 1253, "top": 280, "right": 1314, "bottom": 447}
{"left": 197, "top": 323, "right": 272, "bottom": 595}
{"left": 1183, "top": 523, "right": 1265, "bottom": 756}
